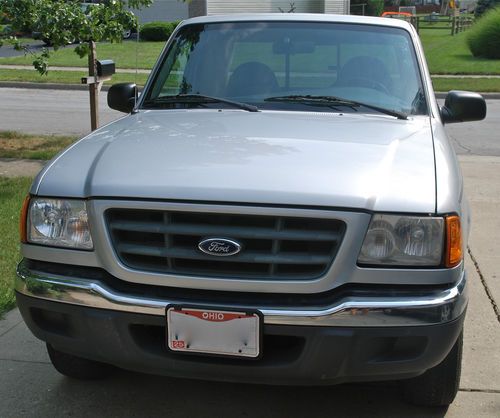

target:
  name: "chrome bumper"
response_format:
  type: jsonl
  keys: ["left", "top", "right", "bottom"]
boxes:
{"left": 16, "top": 260, "right": 468, "bottom": 327}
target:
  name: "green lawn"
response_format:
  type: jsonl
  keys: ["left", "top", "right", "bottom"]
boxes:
{"left": 0, "top": 41, "right": 164, "bottom": 69}
{"left": 0, "top": 131, "right": 77, "bottom": 160}
{"left": 1, "top": 28, "right": 499, "bottom": 92}
{"left": 419, "top": 28, "right": 500, "bottom": 75}
{"left": 0, "top": 68, "right": 149, "bottom": 86}
{"left": 0, "top": 177, "right": 33, "bottom": 316}
{"left": 432, "top": 77, "right": 500, "bottom": 92}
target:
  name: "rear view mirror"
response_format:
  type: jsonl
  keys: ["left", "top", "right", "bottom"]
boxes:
{"left": 108, "top": 83, "right": 137, "bottom": 113}
{"left": 440, "top": 90, "right": 486, "bottom": 124}
{"left": 273, "top": 39, "right": 316, "bottom": 55}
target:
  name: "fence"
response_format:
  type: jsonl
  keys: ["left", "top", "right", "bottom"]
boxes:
{"left": 408, "top": 14, "right": 474, "bottom": 36}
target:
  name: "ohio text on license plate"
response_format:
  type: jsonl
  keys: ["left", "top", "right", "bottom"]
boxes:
{"left": 166, "top": 306, "right": 261, "bottom": 358}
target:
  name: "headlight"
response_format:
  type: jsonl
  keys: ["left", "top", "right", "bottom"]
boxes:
{"left": 358, "top": 214, "right": 444, "bottom": 266}
{"left": 28, "top": 198, "right": 93, "bottom": 250}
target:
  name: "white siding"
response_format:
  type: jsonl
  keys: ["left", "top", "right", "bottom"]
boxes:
{"left": 206, "top": 0, "right": 325, "bottom": 14}
{"left": 324, "top": 0, "right": 350, "bottom": 14}
{"left": 131, "top": 0, "right": 189, "bottom": 24}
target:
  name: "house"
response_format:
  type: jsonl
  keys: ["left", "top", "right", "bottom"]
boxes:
{"left": 130, "top": 0, "right": 350, "bottom": 24}
{"left": 188, "top": 0, "right": 351, "bottom": 16}
{"left": 129, "top": 0, "right": 189, "bottom": 24}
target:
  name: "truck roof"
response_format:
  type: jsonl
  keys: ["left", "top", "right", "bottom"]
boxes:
{"left": 179, "top": 13, "right": 413, "bottom": 30}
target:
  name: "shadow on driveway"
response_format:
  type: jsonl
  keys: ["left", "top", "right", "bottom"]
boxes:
{"left": 5, "top": 366, "right": 448, "bottom": 418}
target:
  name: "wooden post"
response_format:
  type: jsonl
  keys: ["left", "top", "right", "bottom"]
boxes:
{"left": 88, "top": 40, "right": 99, "bottom": 131}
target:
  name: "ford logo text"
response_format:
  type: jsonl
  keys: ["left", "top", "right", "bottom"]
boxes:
{"left": 198, "top": 238, "right": 242, "bottom": 257}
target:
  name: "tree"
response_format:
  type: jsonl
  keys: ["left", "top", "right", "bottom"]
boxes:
{"left": 0, "top": 0, "right": 153, "bottom": 74}
{"left": 0, "top": 0, "right": 153, "bottom": 130}
{"left": 475, "top": 0, "right": 500, "bottom": 18}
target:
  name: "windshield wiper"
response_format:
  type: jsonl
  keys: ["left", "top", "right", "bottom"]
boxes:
{"left": 143, "top": 94, "right": 259, "bottom": 112}
{"left": 265, "top": 95, "right": 408, "bottom": 120}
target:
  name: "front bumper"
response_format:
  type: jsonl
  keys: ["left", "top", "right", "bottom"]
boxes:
{"left": 16, "top": 260, "right": 467, "bottom": 384}
{"left": 16, "top": 259, "right": 467, "bottom": 328}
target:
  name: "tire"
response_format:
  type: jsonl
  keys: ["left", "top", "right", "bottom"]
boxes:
{"left": 47, "top": 343, "right": 114, "bottom": 380}
{"left": 123, "top": 29, "right": 132, "bottom": 39}
{"left": 402, "top": 332, "right": 463, "bottom": 407}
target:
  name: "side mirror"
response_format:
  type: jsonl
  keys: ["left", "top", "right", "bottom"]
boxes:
{"left": 440, "top": 90, "right": 486, "bottom": 124}
{"left": 108, "top": 83, "right": 137, "bottom": 113}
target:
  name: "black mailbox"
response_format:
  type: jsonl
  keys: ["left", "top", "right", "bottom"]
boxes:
{"left": 96, "top": 59, "right": 115, "bottom": 77}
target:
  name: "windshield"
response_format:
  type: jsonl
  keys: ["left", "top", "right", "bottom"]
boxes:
{"left": 143, "top": 21, "right": 427, "bottom": 116}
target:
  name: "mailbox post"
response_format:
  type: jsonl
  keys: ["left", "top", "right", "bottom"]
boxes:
{"left": 81, "top": 41, "right": 116, "bottom": 131}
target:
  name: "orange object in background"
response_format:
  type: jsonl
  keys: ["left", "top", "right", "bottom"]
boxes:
{"left": 381, "top": 11, "right": 413, "bottom": 18}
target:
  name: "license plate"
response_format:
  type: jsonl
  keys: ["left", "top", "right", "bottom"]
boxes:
{"left": 166, "top": 306, "right": 261, "bottom": 358}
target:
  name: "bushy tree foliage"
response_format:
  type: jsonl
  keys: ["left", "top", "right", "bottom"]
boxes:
{"left": 475, "top": 0, "right": 500, "bottom": 17}
{"left": 0, "top": 0, "right": 153, "bottom": 74}
{"left": 468, "top": 7, "right": 500, "bottom": 59}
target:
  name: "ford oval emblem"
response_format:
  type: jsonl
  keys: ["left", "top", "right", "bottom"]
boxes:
{"left": 198, "top": 238, "right": 242, "bottom": 257}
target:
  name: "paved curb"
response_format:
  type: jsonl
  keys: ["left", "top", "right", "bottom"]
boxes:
{"left": 0, "top": 81, "right": 111, "bottom": 91}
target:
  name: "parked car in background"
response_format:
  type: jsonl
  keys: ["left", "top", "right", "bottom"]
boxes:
{"left": 17, "top": 14, "right": 486, "bottom": 407}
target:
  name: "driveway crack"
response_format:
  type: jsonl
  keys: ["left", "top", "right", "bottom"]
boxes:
{"left": 459, "top": 388, "right": 500, "bottom": 394}
{"left": 468, "top": 247, "right": 500, "bottom": 324}
{"left": 0, "top": 320, "right": 23, "bottom": 339}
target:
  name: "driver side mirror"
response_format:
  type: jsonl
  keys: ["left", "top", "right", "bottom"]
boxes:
{"left": 108, "top": 83, "right": 137, "bottom": 113}
{"left": 440, "top": 90, "right": 486, "bottom": 124}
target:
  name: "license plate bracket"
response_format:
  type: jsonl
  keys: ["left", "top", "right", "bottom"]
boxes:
{"left": 166, "top": 305, "right": 262, "bottom": 359}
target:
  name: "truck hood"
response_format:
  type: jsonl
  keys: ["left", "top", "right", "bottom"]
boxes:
{"left": 34, "top": 110, "right": 436, "bottom": 213}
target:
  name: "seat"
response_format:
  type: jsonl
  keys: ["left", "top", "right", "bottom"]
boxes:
{"left": 336, "top": 56, "right": 393, "bottom": 94}
{"left": 226, "top": 62, "right": 279, "bottom": 97}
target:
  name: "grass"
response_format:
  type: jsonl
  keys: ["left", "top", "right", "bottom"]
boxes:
{"left": 0, "top": 131, "right": 77, "bottom": 160}
{"left": 0, "top": 68, "right": 149, "bottom": 86}
{"left": 419, "top": 28, "right": 500, "bottom": 75}
{"left": 432, "top": 77, "right": 500, "bottom": 92}
{"left": 1, "top": 28, "right": 499, "bottom": 92}
{"left": 0, "top": 177, "right": 33, "bottom": 316}
{"left": 0, "top": 41, "right": 164, "bottom": 69}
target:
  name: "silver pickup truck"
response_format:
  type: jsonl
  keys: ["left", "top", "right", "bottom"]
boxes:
{"left": 16, "top": 14, "right": 486, "bottom": 406}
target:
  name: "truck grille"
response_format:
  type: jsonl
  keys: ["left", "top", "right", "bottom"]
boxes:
{"left": 106, "top": 209, "right": 346, "bottom": 280}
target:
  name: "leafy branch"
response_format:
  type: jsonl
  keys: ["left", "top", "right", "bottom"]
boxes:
{"left": 0, "top": 0, "right": 153, "bottom": 74}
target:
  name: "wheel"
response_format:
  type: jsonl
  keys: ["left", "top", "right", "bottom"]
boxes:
{"left": 47, "top": 343, "right": 114, "bottom": 380}
{"left": 123, "top": 29, "right": 132, "bottom": 39}
{"left": 402, "top": 332, "right": 463, "bottom": 407}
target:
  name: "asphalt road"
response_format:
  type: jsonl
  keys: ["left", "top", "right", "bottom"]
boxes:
{"left": 0, "top": 87, "right": 498, "bottom": 156}
{"left": 0, "top": 40, "right": 48, "bottom": 58}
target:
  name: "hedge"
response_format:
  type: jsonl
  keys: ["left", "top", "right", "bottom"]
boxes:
{"left": 467, "top": 7, "right": 500, "bottom": 59}
{"left": 140, "top": 21, "right": 179, "bottom": 42}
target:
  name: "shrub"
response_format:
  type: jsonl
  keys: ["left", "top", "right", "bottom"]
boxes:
{"left": 474, "top": 0, "right": 500, "bottom": 18}
{"left": 467, "top": 7, "right": 500, "bottom": 59}
{"left": 140, "top": 21, "right": 176, "bottom": 42}
{"left": 367, "top": 0, "right": 384, "bottom": 16}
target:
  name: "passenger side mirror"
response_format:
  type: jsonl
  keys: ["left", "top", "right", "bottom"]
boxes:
{"left": 108, "top": 83, "right": 137, "bottom": 113}
{"left": 440, "top": 90, "right": 486, "bottom": 124}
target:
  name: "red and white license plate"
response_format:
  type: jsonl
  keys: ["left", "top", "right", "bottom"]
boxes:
{"left": 166, "top": 306, "right": 261, "bottom": 358}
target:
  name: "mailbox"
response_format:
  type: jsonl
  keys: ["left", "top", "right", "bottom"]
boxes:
{"left": 96, "top": 59, "right": 115, "bottom": 77}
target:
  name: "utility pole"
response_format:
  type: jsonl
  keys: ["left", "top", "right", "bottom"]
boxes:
{"left": 88, "top": 40, "right": 99, "bottom": 131}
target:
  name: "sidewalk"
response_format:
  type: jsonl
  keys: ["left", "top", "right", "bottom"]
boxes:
{"left": 0, "top": 156, "right": 499, "bottom": 417}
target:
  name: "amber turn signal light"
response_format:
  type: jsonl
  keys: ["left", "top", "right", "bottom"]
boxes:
{"left": 445, "top": 215, "right": 462, "bottom": 268}
{"left": 20, "top": 195, "right": 30, "bottom": 243}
